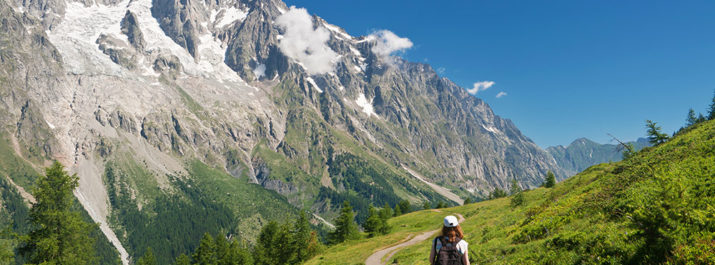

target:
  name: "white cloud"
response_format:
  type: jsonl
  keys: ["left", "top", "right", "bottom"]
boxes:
{"left": 367, "top": 30, "right": 413, "bottom": 62}
{"left": 496, "top": 91, "right": 508, "bottom": 98}
{"left": 466, "top": 81, "right": 495, "bottom": 95}
{"left": 275, "top": 7, "right": 338, "bottom": 75}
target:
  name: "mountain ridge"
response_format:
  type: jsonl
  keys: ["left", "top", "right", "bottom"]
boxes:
{"left": 547, "top": 137, "right": 650, "bottom": 176}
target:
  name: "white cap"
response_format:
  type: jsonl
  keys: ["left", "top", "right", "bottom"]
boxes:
{"left": 443, "top": 215, "right": 459, "bottom": 227}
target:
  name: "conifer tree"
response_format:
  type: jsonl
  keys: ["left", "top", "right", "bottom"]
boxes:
{"left": 393, "top": 204, "right": 402, "bottom": 216}
{"left": 646, "top": 120, "right": 669, "bottom": 145}
{"left": 174, "top": 253, "right": 191, "bottom": 265}
{"left": 291, "top": 211, "right": 316, "bottom": 263}
{"left": 687, "top": 108, "right": 698, "bottom": 126}
{"left": 436, "top": 201, "right": 446, "bottom": 208}
{"left": 226, "top": 240, "right": 253, "bottom": 265}
{"left": 20, "top": 161, "right": 96, "bottom": 265}
{"left": 364, "top": 205, "right": 382, "bottom": 237}
{"left": 709, "top": 90, "right": 715, "bottom": 120}
{"left": 329, "top": 201, "right": 360, "bottom": 244}
{"left": 622, "top": 143, "right": 637, "bottom": 160}
{"left": 377, "top": 204, "right": 392, "bottom": 235}
{"left": 137, "top": 247, "right": 157, "bottom": 265}
{"left": 213, "top": 234, "right": 230, "bottom": 264}
{"left": 489, "top": 188, "right": 508, "bottom": 199}
{"left": 254, "top": 222, "right": 281, "bottom": 265}
{"left": 510, "top": 179, "right": 524, "bottom": 207}
{"left": 398, "top": 200, "right": 411, "bottom": 214}
{"left": 423, "top": 201, "right": 431, "bottom": 210}
{"left": 380, "top": 202, "right": 392, "bottom": 220}
{"left": 697, "top": 113, "right": 706, "bottom": 123}
{"left": 464, "top": 197, "right": 472, "bottom": 204}
{"left": 544, "top": 170, "right": 556, "bottom": 188}
{"left": 193, "top": 233, "right": 217, "bottom": 265}
{"left": 273, "top": 223, "right": 294, "bottom": 264}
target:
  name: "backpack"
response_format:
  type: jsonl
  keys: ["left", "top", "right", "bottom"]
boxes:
{"left": 433, "top": 236, "right": 463, "bottom": 265}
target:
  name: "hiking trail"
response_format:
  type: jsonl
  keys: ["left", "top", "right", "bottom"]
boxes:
{"left": 365, "top": 213, "right": 465, "bottom": 265}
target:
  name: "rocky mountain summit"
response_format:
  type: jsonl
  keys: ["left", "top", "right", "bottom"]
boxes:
{"left": 1, "top": 0, "right": 565, "bottom": 263}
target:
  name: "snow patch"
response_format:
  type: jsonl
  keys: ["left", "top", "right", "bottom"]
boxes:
{"left": 46, "top": 120, "right": 55, "bottom": 129}
{"left": 306, "top": 77, "right": 323, "bottom": 93}
{"left": 215, "top": 7, "right": 248, "bottom": 28}
{"left": 355, "top": 93, "right": 376, "bottom": 117}
{"left": 117, "top": 0, "right": 243, "bottom": 82}
{"left": 483, "top": 125, "right": 500, "bottom": 134}
{"left": 349, "top": 46, "right": 362, "bottom": 58}
{"left": 323, "top": 22, "right": 352, "bottom": 40}
{"left": 47, "top": 0, "right": 130, "bottom": 76}
{"left": 196, "top": 30, "right": 243, "bottom": 82}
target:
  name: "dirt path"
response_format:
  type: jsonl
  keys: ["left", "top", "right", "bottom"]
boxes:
{"left": 402, "top": 166, "right": 464, "bottom": 205}
{"left": 365, "top": 213, "right": 465, "bottom": 265}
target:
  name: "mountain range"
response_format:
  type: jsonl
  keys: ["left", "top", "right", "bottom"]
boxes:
{"left": 0, "top": 0, "right": 644, "bottom": 263}
{"left": 546, "top": 137, "right": 650, "bottom": 176}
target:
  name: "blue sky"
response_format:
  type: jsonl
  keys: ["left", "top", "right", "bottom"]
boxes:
{"left": 284, "top": 0, "right": 715, "bottom": 147}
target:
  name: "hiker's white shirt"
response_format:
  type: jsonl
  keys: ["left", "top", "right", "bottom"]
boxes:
{"left": 435, "top": 237, "right": 469, "bottom": 255}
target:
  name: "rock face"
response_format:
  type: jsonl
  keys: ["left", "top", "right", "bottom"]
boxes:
{"left": 120, "top": 11, "right": 146, "bottom": 51}
{"left": 1, "top": 0, "right": 567, "bottom": 262}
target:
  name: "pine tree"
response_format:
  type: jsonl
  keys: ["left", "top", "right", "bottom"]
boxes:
{"left": 393, "top": 204, "right": 402, "bottom": 217}
{"left": 226, "top": 240, "right": 253, "bottom": 265}
{"left": 489, "top": 188, "right": 508, "bottom": 199}
{"left": 329, "top": 201, "right": 360, "bottom": 244}
{"left": 646, "top": 120, "right": 669, "bottom": 145}
{"left": 20, "top": 161, "right": 96, "bottom": 265}
{"left": 380, "top": 202, "right": 392, "bottom": 220}
{"left": 687, "top": 108, "right": 698, "bottom": 126}
{"left": 709, "top": 90, "right": 715, "bottom": 120}
{"left": 510, "top": 179, "right": 524, "bottom": 207}
{"left": 291, "top": 211, "right": 314, "bottom": 263}
{"left": 137, "top": 247, "right": 157, "bottom": 265}
{"left": 622, "top": 143, "right": 636, "bottom": 160}
{"left": 398, "top": 200, "right": 411, "bottom": 214}
{"left": 436, "top": 201, "right": 446, "bottom": 208}
{"left": 546, "top": 171, "right": 556, "bottom": 188}
{"left": 697, "top": 113, "right": 707, "bottom": 123}
{"left": 464, "top": 197, "right": 473, "bottom": 204}
{"left": 254, "top": 222, "right": 281, "bottom": 265}
{"left": 377, "top": 204, "right": 392, "bottom": 235}
{"left": 193, "top": 233, "right": 217, "bottom": 265}
{"left": 213, "top": 234, "right": 230, "bottom": 264}
{"left": 174, "top": 253, "right": 191, "bottom": 265}
{"left": 363, "top": 205, "right": 382, "bottom": 237}
{"left": 423, "top": 201, "right": 431, "bottom": 210}
{"left": 0, "top": 227, "right": 15, "bottom": 265}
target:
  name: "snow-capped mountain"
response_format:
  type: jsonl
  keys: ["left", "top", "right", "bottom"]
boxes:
{"left": 0, "top": 0, "right": 563, "bottom": 263}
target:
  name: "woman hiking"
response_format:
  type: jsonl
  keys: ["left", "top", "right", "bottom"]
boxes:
{"left": 430, "top": 215, "right": 469, "bottom": 265}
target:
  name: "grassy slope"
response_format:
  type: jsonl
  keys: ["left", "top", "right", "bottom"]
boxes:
{"left": 306, "top": 119, "right": 714, "bottom": 265}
